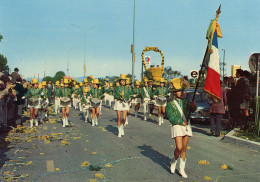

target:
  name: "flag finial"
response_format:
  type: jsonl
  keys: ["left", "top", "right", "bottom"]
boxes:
{"left": 215, "top": 5, "right": 221, "bottom": 21}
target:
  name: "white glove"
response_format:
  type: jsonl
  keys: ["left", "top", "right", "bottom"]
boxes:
{"left": 21, "top": 96, "right": 25, "bottom": 99}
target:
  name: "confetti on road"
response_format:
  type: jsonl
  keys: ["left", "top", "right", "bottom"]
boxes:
{"left": 95, "top": 173, "right": 105, "bottom": 179}
{"left": 197, "top": 160, "right": 210, "bottom": 165}
{"left": 81, "top": 161, "right": 90, "bottom": 167}
{"left": 105, "top": 164, "right": 113, "bottom": 167}
{"left": 91, "top": 152, "right": 97, "bottom": 155}
{"left": 203, "top": 176, "right": 211, "bottom": 180}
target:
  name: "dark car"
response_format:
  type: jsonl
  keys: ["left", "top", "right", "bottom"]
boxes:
{"left": 183, "top": 89, "right": 210, "bottom": 122}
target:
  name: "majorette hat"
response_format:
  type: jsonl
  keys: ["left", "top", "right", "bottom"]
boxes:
{"left": 83, "top": 87, "right": 89, "bottom": 93}
{"left": 119, "top": 74, "right": 127, "bottom": 80}
{"left": 93, "top": 79, "right": 100, "bottom": 85}
{"left": 55, "top": 81, "right": 60, "bottom": 86}
{"left": 41, "top": 81, "right": 47, "bottom": 86}
{"left": 170, "top": 78, "right": 185, "bottom": 92}
{"left": 31, "top": 78, "right": 38, "bottom": 85}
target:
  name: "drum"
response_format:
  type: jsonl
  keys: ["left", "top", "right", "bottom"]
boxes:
{"left": 157, "top": 96, "right": 166, "bottom": 101}
{"left": 41, "top": 100, "right": 49, "bottom": 108}
{"left": 91, "top": 98, "right": 101, "bottom": 105}
{"left": 28, "top": 98, "right": 39, "bottom": 105}
{"left": 60, "top": 97, "right": 71, "bottom": 105}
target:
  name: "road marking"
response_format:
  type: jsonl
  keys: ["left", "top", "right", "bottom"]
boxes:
{"left": 46, "top": 160, "right": 55, "bottom": 172}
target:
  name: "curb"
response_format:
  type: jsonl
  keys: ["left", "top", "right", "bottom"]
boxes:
{"left": 222, "top": 129, "right": 260, "bottom": 152}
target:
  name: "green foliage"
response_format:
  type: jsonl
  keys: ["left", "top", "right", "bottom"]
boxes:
{"left": 0, "top": 54, "right": 8, "bottom": 71}
{"left": 42, "top": 76, "right": 53, "bottom": 83}
{"left": 144, "top": 70, "right": 153, "bottom": 80}
{"left": 162, "top": 66, "right": 182, "bottom": 81}
{"left": 53, "top": 71, "right": 65, "bottom": 82}
{"left": 0, "top": 34, "right": 3, "bottom": 42}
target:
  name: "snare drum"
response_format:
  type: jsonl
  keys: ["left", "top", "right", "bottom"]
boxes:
{"left": 60, "top": 97, "right": 71, "bottom": 107}
{"left": 156, "top": 96, "right": 167, "bottom": 107}
{"left": 90, "top": 98, "right": 101, "bottom": 108}
{"left": 28, "top": 98, "right": 40, "bottom": 108}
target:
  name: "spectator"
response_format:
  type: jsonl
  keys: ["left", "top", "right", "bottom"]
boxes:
{"left": 14, "top": 76, "right": 27, "bottom": 126}
{"left": 11, "top": 68, "right": 20, "bottom": 84}
{"left": 183, "top": 76, "right": 190, "bottom": 89}
{"left": 209, "top": 81, "right": 227, "bottom": 137}
{"left": 230, "top": 69, "right": 245, "bottom": 129}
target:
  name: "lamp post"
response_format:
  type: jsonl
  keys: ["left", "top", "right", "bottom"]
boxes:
{"left": 222, "top": 49, "right": 225, "bottom": 80}
{"left": 71, "top": 24, "right": 97, "bottom": 77}
{"left": 61, "top": 45, "right": 76, "bottom": 76}
{"left": 131, "top": 0, "right": 136, "bottom": 87}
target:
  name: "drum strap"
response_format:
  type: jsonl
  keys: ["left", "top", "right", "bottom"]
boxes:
{"left": 143, "top": 87, "right": 149, "bottom": 98}
{"left": 173, "top": 100, "right": 186, "bottom": 121}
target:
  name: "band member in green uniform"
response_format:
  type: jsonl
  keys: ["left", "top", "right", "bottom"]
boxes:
{"left": 166, "top": 78, "right": 196, "bottom": 178}
{"left": 133, "top": 81, "right": 142, "bottom": 117}
{"left": 125, "top": 78, "right": 133, "bottom": 125}
{"left": 141, "top": 78, "right": 153, "bottom": 120}
{"left": 59, "top": 78, "right": 73, "bottom": 127}
{"left": 81, "top": 87, "right": 91, "bottom": 122}
{"left": 85, "top": 79, "right": 104, "bottom": 126}
{"left": 108, "top": 83, "right": 115, "bottom": 109}
{"left": 114, "top": 74, "right": 131, "bottom": 137}
{"left": 23, "top": 78, "right": 42, "bottom": 128}
{"left": 53, "top": 81, "right": 61, "bottom": 114}
{"left": 153, "top": 78, "right": 170, "bottom": 125}
{"left": 41, "top": 81, "right": 50, "bottom": 118}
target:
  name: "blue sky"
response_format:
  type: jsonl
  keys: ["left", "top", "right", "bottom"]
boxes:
{"left": 0, "top": 0, "right": 260, "bottom": 80}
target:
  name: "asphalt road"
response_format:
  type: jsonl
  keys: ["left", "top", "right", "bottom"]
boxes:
{"left": 1, "top": 104, "right": 260, "bottom": 182}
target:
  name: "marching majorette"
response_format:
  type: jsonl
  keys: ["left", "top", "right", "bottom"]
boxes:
{"left": 41, "top": 81, "right": 50, "bottom": 119}
{"left": 81, "top": 87, "right": 91, "bottom": 122}
{"left": 148, "top": 79, "right": 155, "bottom": 116}
{"left": 113, "top": 74, "right": 131, "bottom": 137}
{"left": 59, "top": 78, "right": 72, "bottom": 127}
{"left": 103, "top": 79, "right": 110, "bottom": 106}
{"left": 141, "top": 78, "right": 153, "bottom": 120}
{"left": 108, "top": 83, "right": 115, "bottom": 109}
{"left": 53, "top": 81, "right": 61, "bottom": 114}
{"left": 85, "top": 79, "right": 104, "bottom": 126}
{"left": 166, "top": 78, "right": 196, "bottom": 178}
{"left": 23, "top": 78, "right": 42, "bottom": 128}
{"left": 153, "top": 78, "right": 170, "bottom": 125}
{"left": 78, "top": 82, "right": 84, "bottom": 111}
{"left": 72, "top": 84, "right": 80, "bottom": 109}
{"left": 133, "top": 81, "right": 142, "bottom": 117}
{"left": 125, "top": 78, "right": 133, "bottom": 126}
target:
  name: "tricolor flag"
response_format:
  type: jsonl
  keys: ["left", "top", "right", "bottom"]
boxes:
{"left": 204, "top": 11, "right": 222, "bottom": 102}
{"left": 145, "top": 56, "right": 150, "bottom": 65}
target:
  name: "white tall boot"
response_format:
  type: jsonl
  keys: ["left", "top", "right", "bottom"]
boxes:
{"left": 95, "top": 117, "right": 98, "bottom": 126}
{"left": 65, "top": 117, "right": 69, "bottom": 126}
{"left": 124, "top": 117, "right": 128, "bottom": 126}
{"left": 179, "top": 158, "right": 188, "bottom": 178}
{"left": 35, "top": 118, "right": 38, "bottom": 127}
{"left": 144, "top": 111, "right": 147, "bottom": 120}
{"left": 135, "top": 111, "right": 137, "bottom": 117}
{"left": 120, "top": 125, "right": 124, "bottom": 136}
{"left": 30, "top": 119, "right": 33, "bottom": 128}
{"left": 84, "top": 112, "right": 88, "bottom": 122}
{"left": 62, "top": 118, "right": 66, "bottom": 127}
{"left": 158, "top": 117, "right": 161, "bottom": 125}
{"left": 92, "top": 117, "right": 95, "bottom": 126}
{"left": 118, "top": 126, "right": 121, "bottom": 138}
{"left": 170, "top": 157, "right": 178, "bottom": 174}
{"left": 161, "top": 116, "right": 164, "bottom": 124}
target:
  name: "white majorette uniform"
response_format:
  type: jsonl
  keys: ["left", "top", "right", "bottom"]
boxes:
{"left": 53, "top": 81, "right": 61, "bottom": 114}
{"left": 141, "top": 82, "right": 153, "bottom": 120}
{"left": 59, "top": 82, "right": 72, "bottom": 127}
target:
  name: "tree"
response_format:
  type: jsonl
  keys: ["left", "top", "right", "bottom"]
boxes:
{"left": 53, "top": 71, "right": 65, "bottom": 82}
{"left": 42, "top": 76, "right": 53, "bottom": 83}
{"left": 0, "top": 34, "right": 3, "bottom": 42}
{"left": 162, "top": 66, "right": 181, "bottom": 81}
{"left": 0, "top": 54, "right": 8, "bottom": 72}
{"left": 144, "top": 70, "right": 153, "bottom": 80}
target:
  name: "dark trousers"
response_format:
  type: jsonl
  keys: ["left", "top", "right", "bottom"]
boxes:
{"left": 210, "top": 113, "right": 222, "bottom": 136}
{"left": 14, "top": 104, "right": 24, "bottom": 125}
{"left": 229, "top": 103, "right": 242, "bottom": 128}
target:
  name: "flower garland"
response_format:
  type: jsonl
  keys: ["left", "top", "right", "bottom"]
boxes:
{"left": 141, "top": 46, "right": 164, "bottom": 70}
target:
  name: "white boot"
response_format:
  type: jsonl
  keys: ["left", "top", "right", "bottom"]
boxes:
{"left": 30, "top": 119, "right": 33, "bottom": 128}
{"left": 65, "top": 117, "right": 69, "bottom": 126}
{"left": 161, "top": 116, "right": 164, "bottom": 124}
{"left": 62, "top": 118, "right": 66, "bottom": 127}
{"left": 170, "top": 157, "right": 178, "bottom": 174}
{"left": 118, "top": 126, "right": 121, "bottom": 137}
{"left": 135, "top": 111, "right": 137, "bottom": 117}
{"left": 95, "top": 117, "right": 98, "bottom": 126}
{"left": 179, "top": 158, "right": 188, "bottom": 178}
{"left": 158, "top": 117, "right": 161, "bottom": 125}
{"left": 35, "top": 118, "right": 38, "bottom": 127}
{"left": 124, "top": 117, "right": 128, "bottom": 126}
{"left": 92, "top": 118, "right": 95, "bottom": 126}
{"left": 120, "top": 125, "right": 124, "bottom": 136}
{"left": 144, "top": 112, "right": 147, "bottom": 121}
{"left": 45, "top": 112, "right": 48, "bottom": 118}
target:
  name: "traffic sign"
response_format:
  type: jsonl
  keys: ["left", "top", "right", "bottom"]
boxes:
{"left": 249, "top": 53, "right": 260, "bottom": 73}
{"left": 190, "top": 70, "right": 199, "bottom": 78}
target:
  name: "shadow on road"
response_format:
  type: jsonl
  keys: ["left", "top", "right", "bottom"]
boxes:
{"left": 191, "top": 126, "right": 211, "bottom": 136}
{"left": 138, "top": 144, "right": 171, "bottom": 174}
{"left": 106, "top": 124, "right": 118, "bottom": 136}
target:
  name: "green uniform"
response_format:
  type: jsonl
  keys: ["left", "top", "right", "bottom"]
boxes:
{"left": 166, "top": 98, "right": 195, "bottom": 125}
{"left": 42, "top": 88, "right": 50, "bottom": 98}
{"left": 59, "top": 87, "right": 72, "bottom": 98}
{"left": 153, "top": 87, "right": 168, "bottom": 97}
{"left": 114, "top": 85, "right": 131, "bottom": 101}
{"left": 133, "top": 88, "right": 142, "bottom": 98}
{"left": 108, "top": 88, "right": 114, "bottom": 95}
{"left": 53, "top": 87, "right": 61, "bottom": 97}
{"left": 76, "top": 88, "right": 83, "bottom": 98}
{"left": 141, "top": 86, "right": 153, "bottom": 99}
{"left": 86, "top": 88, "right": 103, "bottom": 100}
{"left": 24, "top": 88, "right": 42, "bottom": 99}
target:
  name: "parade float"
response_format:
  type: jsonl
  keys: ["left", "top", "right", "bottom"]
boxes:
{"left": 141, "top": 46, "right": 165, "bottom": 85}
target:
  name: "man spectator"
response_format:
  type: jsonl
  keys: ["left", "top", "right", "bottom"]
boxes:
{"left": 230, "top": 69, "right": 245, "bottom": 129}
{"left": 14, "top": 76, "right": 27, "bottom": 126}
{"left": 11, "top": 68, "right": 20, "bottom": 84}
{"left": 183, "top": 76, "right": 190, "bottom": 89}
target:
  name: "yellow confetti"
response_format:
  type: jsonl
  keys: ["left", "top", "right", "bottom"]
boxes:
{"left": 197, "top": 160, "right": 210, "bottom": 165}
{"left": 61, "top": 140, "right": 70, "bottom": 145}
{"left": 220, "top": 164, "right": 228, "bottom": 170}
{"left": 91, "top": 152, "right": 97, "bottom": 155}
{"left": 26, "top": 139, "right": 32, "bottom": 143}
{"left": 105, "top": 164, "right": 113, "bottom": 167}
{"left": 53, "top": 127, "right": 57, "bottom": 129}
{"left": 85, "top": 140, "right": 89, "bottom": 142}
{"left": 84, "top": 148, "right": 87, "bottom": 151}
{"left": 81, "top": 161, "right": 90, "bottom": 167}
{"left": 95, "top": 173, "right": 105, "bottom": 179}
{"left": 203, "top": 176, "right": 211, "bottom": 181}
{"left": 40, "top": 153, "right": 45, "bottom": 155}
{"left": 55, "top": 168, "right": 60, "bottom": 171}
{"left": 26, "top": 161, "right": 32, "bottom": 165}
{"left": 186, "top": 146, "right": 191, "bottom": 149}
{"left": 171, "top": 145, "right": 174, "bottom": 148}
{"left": 90, "top": 179, "right": 98, "bottom": 182}
{"left": 102, "top": 130, "right": 107, "bottom": 132}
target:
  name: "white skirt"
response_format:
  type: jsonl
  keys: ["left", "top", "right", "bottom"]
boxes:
{"left": 155, "top": 100, "right": 167, "bottom": 107}
{"left": 114, "top": 100, "right": 129, "bottom": 111}
{"left": 60, "top": 99, "right": 71, "bottom": 108}
{"left": 28, "top": 100, "right": 41, "bottom": 109}
{"left": 91, "top": 103, "right": 100, "bottom": 108}
{"left": 171, "top": 125, "right": 192, "bottom": 138}
{"left": 133, "top": 97, "right": 141, "bottom": 104}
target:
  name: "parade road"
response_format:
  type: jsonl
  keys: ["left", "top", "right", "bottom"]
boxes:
{"left": 1, "top": 105, "right": 260, "bottom": 182}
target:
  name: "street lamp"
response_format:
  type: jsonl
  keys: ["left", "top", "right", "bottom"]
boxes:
{"left": 131, "top": 0, "right": 136, "bottom": 87}
{"left": 222, "top": 49, "right": 225, "bottom": 80}
{"left": 61, "top": 45, "right": 76, "bottom": 76}
{"left": 71, "top": 24, "right": 97, "bottom": 77}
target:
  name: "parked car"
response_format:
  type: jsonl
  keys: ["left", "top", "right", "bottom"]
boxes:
{"left": 183, "top": 89, "right": 210, "bottom": 122}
